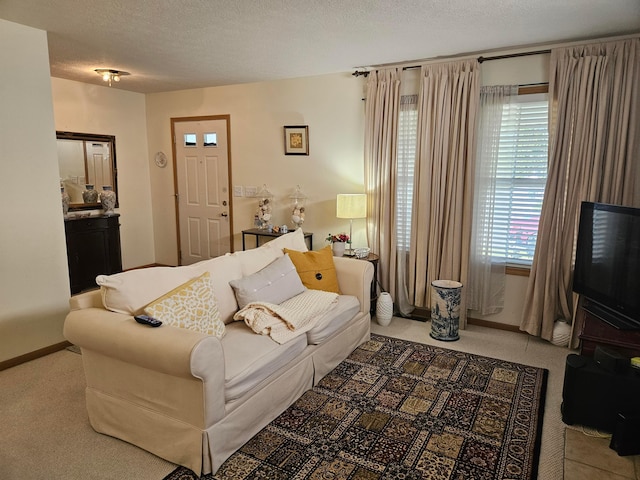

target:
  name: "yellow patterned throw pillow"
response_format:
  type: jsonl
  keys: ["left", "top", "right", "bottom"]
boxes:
{"left": 144, "top": 271, "right": 225, "bottom": 338}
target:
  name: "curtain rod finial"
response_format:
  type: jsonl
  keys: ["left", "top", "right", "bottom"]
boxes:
{"left": 352, "top": 70, "right": 370, "bottom": 78}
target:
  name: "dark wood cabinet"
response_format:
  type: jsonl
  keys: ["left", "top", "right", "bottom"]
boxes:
{"left": 352, "top": 253, "right": 379, "bottom": 315}
{"left": 64, "top": 214, "right": 122, "bottom": 294}
{"left": 578, "top": 298, "right": 640, "bottom": 357}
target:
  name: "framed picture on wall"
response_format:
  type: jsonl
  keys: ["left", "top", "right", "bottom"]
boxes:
{"left": 284, "top": 125, "right": 309, "bottom": 155}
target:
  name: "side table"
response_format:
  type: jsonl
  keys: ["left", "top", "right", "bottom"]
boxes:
{"left": 242, "top": 228, "right": 313, "bottom": 250}
{"left": 351, "top": 253, "right": 378, "bottom": 316}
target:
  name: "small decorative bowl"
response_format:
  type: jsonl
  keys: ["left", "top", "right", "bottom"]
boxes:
{"left": 354, "top": 247, "right": 370, "bottom": 259}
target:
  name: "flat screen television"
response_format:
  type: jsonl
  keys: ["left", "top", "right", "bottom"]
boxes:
{"left": 573, "top": 201, "right": 640, "bottom": 330}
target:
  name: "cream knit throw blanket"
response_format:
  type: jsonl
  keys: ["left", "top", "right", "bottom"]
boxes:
{"left": 233, "top": 289, "right": 338, "bottom": 344}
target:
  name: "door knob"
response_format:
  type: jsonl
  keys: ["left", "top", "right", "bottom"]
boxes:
{"left": 221, "top": 212, "right": 228, "bottom": 217}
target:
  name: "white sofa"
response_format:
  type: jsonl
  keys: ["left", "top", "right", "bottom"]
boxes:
{"left": 63, "top": 229, "right": 374, "bottom": 475}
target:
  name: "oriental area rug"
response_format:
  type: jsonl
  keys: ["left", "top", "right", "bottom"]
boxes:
{"left": 164, "top": 334, "right": 548, "bottom": 480}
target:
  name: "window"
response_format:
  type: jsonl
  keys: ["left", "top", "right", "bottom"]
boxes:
{"left": 396, "top": 95, "right": 418, "bottom": 251}
{"left": 492, "top": 94, "right": 548, "bottom": 265}
{"left": 395, "top": 90, "right": 549, "bottom": 265}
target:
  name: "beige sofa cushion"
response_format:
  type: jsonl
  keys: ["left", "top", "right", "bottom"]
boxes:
{"left": 221, "top": 322, "right": 308, "bottom": 402}
{"left": 95, "top": 229, "right": 308, "bottom": 319}
{"left": 232, "top": 246, "right": 280, "bottom": 277}
{"left": 263, "top": 227, "right": 309, "bottom": 254}
{"left": 96, "top": 266, "right": 198, "bottom": 315}
{"left": 306, "top": 295, "right": 360, "bottom": 344}
{"left": 96, "top": 254, "right": 244, "bottom": 321}
{"left": 190, "top": 255, "right": 243, "bottom": 324}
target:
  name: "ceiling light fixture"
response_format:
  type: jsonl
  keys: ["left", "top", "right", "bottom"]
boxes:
{"left": 94, "top": 68, "right": 130, "bottom": 87}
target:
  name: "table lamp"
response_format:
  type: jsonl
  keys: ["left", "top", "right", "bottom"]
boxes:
{"left": 336, "top": 193, "right": 366, "bottom": 255}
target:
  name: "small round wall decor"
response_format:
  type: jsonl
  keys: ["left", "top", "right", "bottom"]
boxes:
{"left": 155, "top": 151, "right": 168, "bottom": 168}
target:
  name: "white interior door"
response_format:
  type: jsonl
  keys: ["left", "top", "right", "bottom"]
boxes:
{"left": 174, "top": 117, "right": 231, "bottom": 265}
{"left": 85, "top": 141, "right": 111, "bottom": 188}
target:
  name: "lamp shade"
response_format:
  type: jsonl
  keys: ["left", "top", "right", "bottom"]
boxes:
{"left": 336, "top": 194, "right": 366, "bottom": 219}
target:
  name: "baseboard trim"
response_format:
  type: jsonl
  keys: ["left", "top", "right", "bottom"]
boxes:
{"left": 467, "top": 317, "right": 523, "bottom": 333}
{"left": 402, "top": 307, "right": 524, "bottom": 333}
{"left": 0, "top": 341, "right": 72, "bottom": 372}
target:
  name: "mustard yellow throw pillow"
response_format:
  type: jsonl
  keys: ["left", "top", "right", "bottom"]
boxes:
{"left": 144, "top": 271, "right": 225, "bottom": 338}
{"left": 283, "top": 246, "right": 340, "bottom": 294}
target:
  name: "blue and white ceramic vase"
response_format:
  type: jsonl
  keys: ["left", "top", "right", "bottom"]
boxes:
{"left": 82, "top": 184, "right": 98, "bottom": 203}
{"left": 430, "top": 280, "right": 462, "bottom": 341}
{"left": 99, "top": 185, "right": 116, "bottom": 215}
{"left": 61, "top": 186, "right": 70, "bottom": 217}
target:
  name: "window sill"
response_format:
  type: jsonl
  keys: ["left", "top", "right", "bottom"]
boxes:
{"left": 506, "top": 265, "right": 530, "bottom": 277}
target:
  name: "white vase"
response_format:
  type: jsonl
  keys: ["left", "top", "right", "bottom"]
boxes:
{"left": 332, "top": 242, "right": 346, "bottom": 257}
{"left": 376, "top": 292, "right": 393, "bottom": 326}
{"left": 430, "top": 280, "right": 462, "bottom": 341}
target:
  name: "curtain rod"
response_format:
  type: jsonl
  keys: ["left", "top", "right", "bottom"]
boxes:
{"left": 353, "top": 32, "right": 639, "bottom": 77}
{"left": 352, "top": 48, "right": 553, "bottom": 76}
{"left": 477, "top": 49, "right": 551, "bottom": 63}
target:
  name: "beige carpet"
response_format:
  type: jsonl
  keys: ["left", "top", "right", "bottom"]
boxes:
{"left": 0, "top": 347, "right": 176, "bottom": 480}
{"left": 0, "top": 318, "right": 570, "bottom": 480}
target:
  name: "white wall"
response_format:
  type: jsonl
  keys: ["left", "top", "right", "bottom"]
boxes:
{"left": 0, "top": 20, "right": 70, "bottom": 362}
{"left": 145, "top": 73, "right": 367, "bottom": 265}
{"left": 51, "top": 78, "right": 155, "bottom": 269}
{"left": 0, "top": 24, "right": 555, "bottom": 363}
{"left": 145, "top": 60, "right": 551, "bottom": 328}
{"left": 0, "top": 26, "right": 155, "bottom": 362}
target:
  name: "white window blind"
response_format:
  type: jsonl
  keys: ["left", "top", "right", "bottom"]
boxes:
{"left": 492, "top": 96, "right": 549, "bottom": 265}
{"left": 396, "top": 95, "right": 418, "bottom": 251}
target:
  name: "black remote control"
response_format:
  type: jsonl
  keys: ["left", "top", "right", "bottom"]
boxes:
{"left": 134, "top": 315, "right": 162, "bottom": 327}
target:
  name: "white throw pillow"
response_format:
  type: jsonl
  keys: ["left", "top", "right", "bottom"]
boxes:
{"left": 232, "top": 246, "right": 281, "bottom": 277}
{"left": 229, "top": 254, "right": 306, "bottom": 309}
{"left": 144, "top": 272, "right": 225, "bottom": 337}
{"left": 97, "top": 266, "right": 197, "bottom": 315}
{"left": 190, "top": 254, "right": 243, "bottom": 324}
{"left": 264, "top": 228, "right": 309, "bottom": 254}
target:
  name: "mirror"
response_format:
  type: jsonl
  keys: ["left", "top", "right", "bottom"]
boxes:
{"left": 56, "top": 131, "right": 118, "bottom": 211}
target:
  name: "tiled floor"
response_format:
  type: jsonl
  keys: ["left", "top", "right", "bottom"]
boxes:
{"left": 371, "top": 316, "right": 640, "bottom": 480}
{"left": 565, "top": 427, "right": 640, "bottom": 479}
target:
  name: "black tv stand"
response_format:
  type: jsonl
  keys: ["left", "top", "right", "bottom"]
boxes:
{"left": 578, "top": 297, "right": 640, "bottom": 358}
{"left": 562, "top": 354, "right": 640, "bottom": 432}
{"left": 582, "top": 298, "right": 640, "bottom": 331}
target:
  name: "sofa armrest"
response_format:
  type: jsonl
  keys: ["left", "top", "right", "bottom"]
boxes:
{"left": 69, "top": 289, "right": 103, "bottom": 310}
{"left": 333, "top": 257, "right": 374, "bottom": 313}
{"left": 64, "top": 308, "right": 224, "bottom": 379}
{"left": 64, "top": 308, "right": 227, "bottom": 425}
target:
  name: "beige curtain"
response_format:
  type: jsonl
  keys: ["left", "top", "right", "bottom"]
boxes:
{"left": 364, "top": 68, "right": 401, "bottom": 298}
{"left": 520, "top": 39, "right": 640, "bottom": 342}
{"left": 409, "top": 60, "right": 480, "bottom": 326}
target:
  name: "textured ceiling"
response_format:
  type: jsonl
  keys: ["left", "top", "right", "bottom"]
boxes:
{"left": 1, "top": 0, "right": 639, "bottom": 93}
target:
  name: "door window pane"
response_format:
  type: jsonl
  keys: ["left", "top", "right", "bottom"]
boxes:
{"left": 204, "top": 133, "right": 217, "bottom": 147}
{"left": 184, "top": 134, "right": 196, "bottom": 147}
